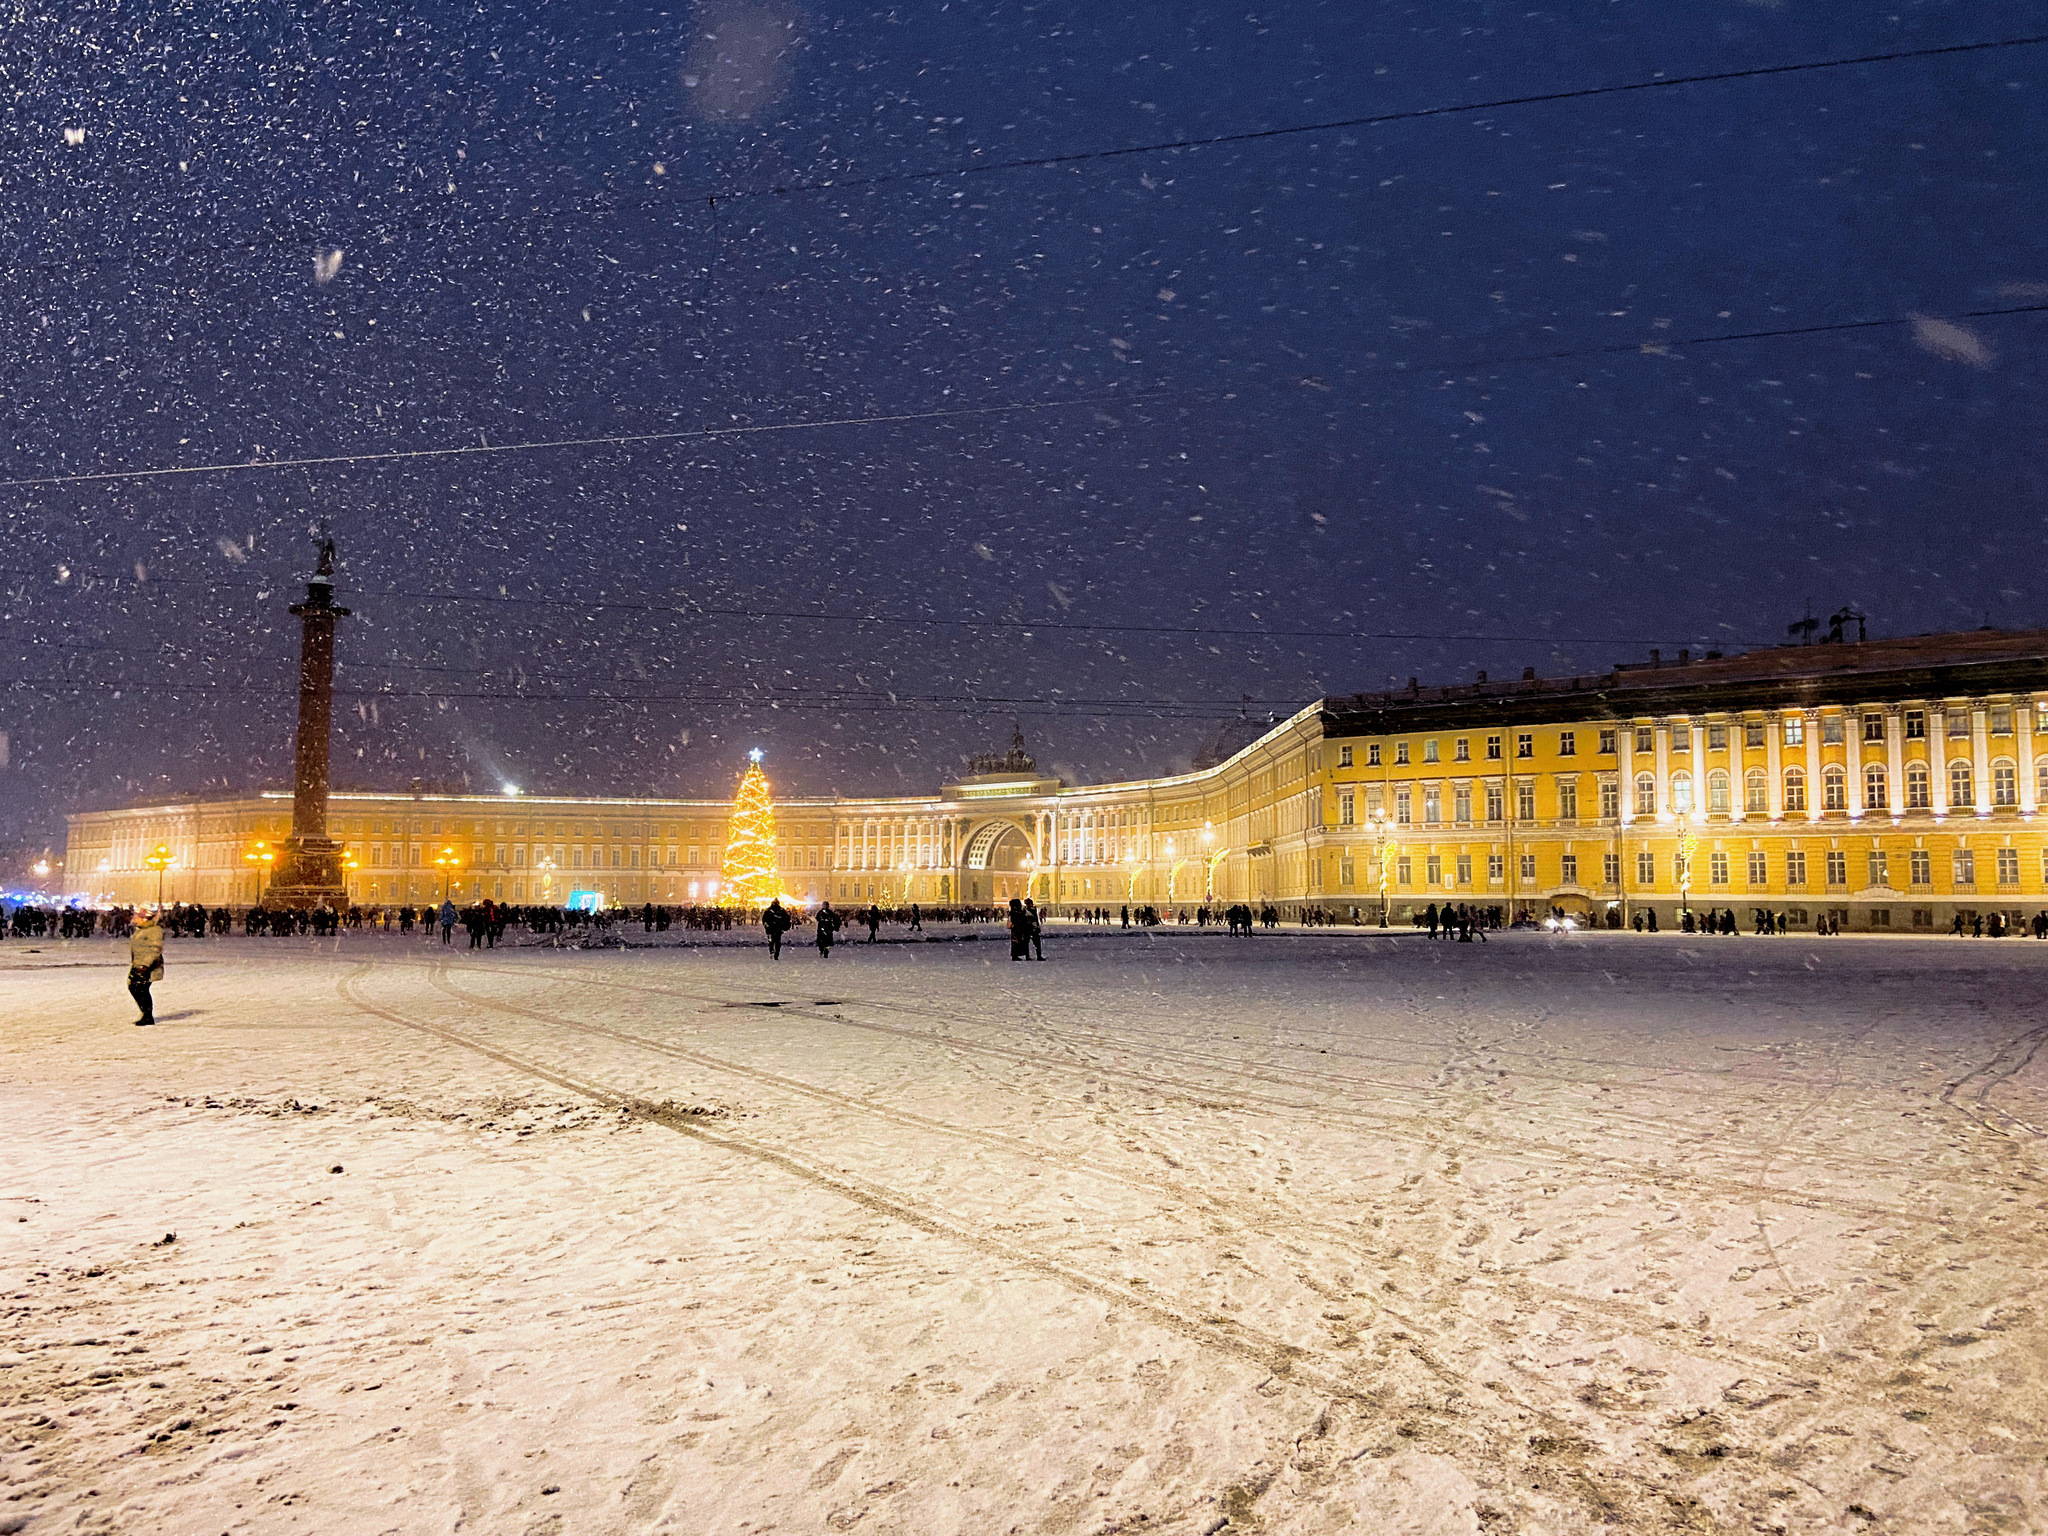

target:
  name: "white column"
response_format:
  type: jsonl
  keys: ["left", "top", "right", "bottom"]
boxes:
{"left": 1618, "top": 721, "right": 1636, "bottom": 824}
{"left": 1766, "top": 713, "right": 1784, "bottom": 818}
{"left": 1931, "top": 712, "right": 1950, "bottom": 816}
{"left": 1805, "top": 711, "right": 1823, "bottom": 822}
{"left": 1846, "top": 708, "right": 1864, "bottom": 821}
{"left": 1973, "top": 704, "right": 1992, "bottom": 815}
{"left": 1886, "top": 708, "right": 1906, "bottom": 816}
{"left": 1653, "top": 721, "right": 1671, "bottom": 816}
{"left": 2020, "top": 703, "right": 2038, "bottom": 814}
{"left": 1690, "top": 719, "right": 1708, "bottom": 816}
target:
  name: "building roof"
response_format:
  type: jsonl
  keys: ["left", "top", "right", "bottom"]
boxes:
{"left": 1322, "top": 628, "right": 2048, "bottom": 737}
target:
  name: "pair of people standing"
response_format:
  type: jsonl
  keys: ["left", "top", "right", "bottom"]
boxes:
{"left": 1007, "top": 897, "right": 1045, "bottom": 961}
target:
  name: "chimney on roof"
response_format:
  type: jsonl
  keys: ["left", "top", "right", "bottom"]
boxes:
{"left": 1649, "top": 649, "right": 1660, "bottom": 666}
{"left": 1408, "top": 677, "right": 1419, "bottom": 694}
{"left": 1678, "top": 648, "right": 1690, "bottom": 664}
{"left": 1705, "top": 649, "right": 1722, "bottom": 660}
{"left": 1476, "top": 670, "right": 1487, "bottom": 684}
{"left": 1522, "top": 666, "right": 1536, "bottom": 681}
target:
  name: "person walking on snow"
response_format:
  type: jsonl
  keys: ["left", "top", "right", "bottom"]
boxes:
{"left": 438, "top": 898, "right": 457, "bottom": 945}
{"left": 763, "top": 898, "right": 791, "bottom": 961}
{"left": 128, "top": 909, "right": 164, "bottom": 1027}
{"left": 1025, "top": 897, "right": 1046, "bottom": 960}
{"left": 815, "top": 901, "right": 840, "bottom": 958}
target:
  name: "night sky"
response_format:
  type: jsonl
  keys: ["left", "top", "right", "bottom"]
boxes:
{"left": 4, "top": 0, "right": 2045, "bottom": 859}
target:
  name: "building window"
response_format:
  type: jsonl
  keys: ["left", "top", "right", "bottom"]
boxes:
{"left": 1954, "top": 848, "right": 1976, "bottom": 886}
{"left": 1672, "top": 723, "right": 1692, "bottom": 752}
{"left": 1599, "top": 728, "right": 1617, "bottom": 755}
{"left": 1905, "top": 763, "right": 1931, "bottom": 810}
{"left": 1426, "top": 855, "right": 1443, "bottom": 885}
{"left": 1395, "top": 742, "right": 1410, "bottom": 766}
{"left": 1868, "top": 851, "right": 1889, "bottom": 888}
{"left": 1786, "top": 850, "right": 1808, "bottom": 886}
{"left": 1822, "top": 764, "right": 1847, "bottom": 812}
{"left": 1456, "top": 854, "right": 1473, "bottom": 885}
{"left": 1604, "top": 851, "right": 1621, "bottom": 885}
{"left": 1637, "top": 851, "right": 1657, "bottom": 885}
{"left": 1488, "top": 851, "right": 1504, "bottom": 882}
{"left": 1520, "top": 853, "right": 1537, "bottom": 882}
{"left": 1557, "top": 780, "right": 1578, "bottom": 821}
{"left": 1517, "top": 732, "right": 1534, "bottom": 759}
{"left": 1396, "top": 788, "right": 1412, "bottom": 826}
{"left": 1670, "top": 770, "right": 1694, "bottom": 814}
{"left": 1636, "top": 725, "right": 1655, "bottom": 754}
{"left": 1864, "top": 713, "right": 1885, "bottom": 743}
{"left": 1948, "top": 710, "right": 1971, "bottom": 739}
{"left": 1397, "top": 856, "right": 1412, "bottom": 885}
{"left": 1599, "top": 779, "right": 1620, "bottom": 819}
{"left": 1784, "top": 715, "right": 1805, "bottom": 747}
{"left": 1339, "top": 745, "right": 1354, "bottom": 768}
{"left": 1560, "top": 853, "right": 1579, "bottom": 885}
{"left": 1454, "top": 786, "right": 1472, "bottom": 824}
{"left": 1825, "top": 850, "right": 1847, "bottom": 887}
{"left": 1338, "top": 857, "right": 1354, "bottom": 887}
{"left": 1424, "top": 787, "right": 1442, "bottom": 825}
{"left": 1486, "top": 734, "right": 1503, "bottom": 761}
{"left": 1558, "top": 731, "right": 1576, "bottom": 757}
{"left": 1992, "top": 705, "right": 2013, "bottom": 735}
{"left": 1709, "top": 852, "right": 1729, "bottom": 885}
{"left": 1994, "top": 763, "right": 2018, "bottom": 807}
{"left": 1748, "top": 851, "right": 1768, "bottom": 885}
{"left": 1745, "top": 719, "right": 1766, "bottom": 749}
{"left": 1367, "top": 743, "right": 1382, "bottom": 767}
{"left": 1863, "top": 764, "right": 1887, "bottom": 810}
{"left": 1744, "top": 768, "right": 1768, "bottom": 814}
{"left": 1783, "top": 767, "right": 1807, "bottom": 813}
{"left": 1486, "top": 783, "right": 1504, "bottom": 822}
{"left": 1904, "top": 710, "right": 1926, "bottom": 739}
{"left": 1339, "top": 791, "right": 1355, "bottom": 826}
{"left": 1455, "top": 737, "right": 1470, "bottom": 762}
{"left": 1424, "top": 739, "right": 1440, "bottom": 764}
{"left": 1910, "top": 849, "right": 1932, "bottom": 886}
{"left": 1708, "top": 769, "right": 1730, "bottom": 814}
{"left": 1635, "top": 773, "right": 1656, "bottom": 816}
{"left": 1950, "top": 762, "right": 1974, "bottom": 809}
{"left": 1516, "top": 782, "right": 1536, "bottom": 821}
{"left": 1997, "top": 847, "right": 2021, "bottom": 886}
{"left": 1821, "top": 714, "right": 1845, "bottom": 746}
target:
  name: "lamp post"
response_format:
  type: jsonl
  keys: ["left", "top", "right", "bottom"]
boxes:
{"left": 1123, "top": 850, "right": 1140, "bottom": 902}
{"left": 537, "top": 856, "right": 557, "bottom": 906}
{"left": 1369, "top": 808, "right": 1391, "bottom": 927}
{"left": 244, "top": 841, "right": 274, "bottom": 905}
{"left": 1676, "top": 811, "right": 1702, "bottom": 928}
{"left": 341, "top": 849, "right": 359, "bottom": 904}
{"left": 1201, "top": 823, "right": 1218, "bottom": 903}
{"left": 144, "top": 843, "right": 173, "bottom": 911}
{"left": 433, "top": 847, "right": 461, "bottom": 902}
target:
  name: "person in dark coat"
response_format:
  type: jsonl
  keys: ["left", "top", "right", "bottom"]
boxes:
{"left": 865, "top": 904, "right": 883, "bottom": 943}
{"left": 814, "top": 901, "right": 840, "bottom": 958}
{"left": 763, "top": 898, "right": 791, "bottom": 960}
{"left": 1025, "top": 897, "right": 1045, "bottom": 960}
{"left": 1008, "top": 898, "right": 1030, "bottom": 961}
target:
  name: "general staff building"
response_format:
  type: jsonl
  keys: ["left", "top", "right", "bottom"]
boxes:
{"left": 63, "top": 628, "right": 2048, "bottom": 932}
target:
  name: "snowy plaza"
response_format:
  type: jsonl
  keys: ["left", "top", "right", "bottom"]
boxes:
{"left": 5, "top": 926, "right": 2046, "bottom": 1534}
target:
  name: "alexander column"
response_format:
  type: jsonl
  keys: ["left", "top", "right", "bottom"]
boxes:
{"left": 263, "top": 538, "right": 352, "bottom": 909}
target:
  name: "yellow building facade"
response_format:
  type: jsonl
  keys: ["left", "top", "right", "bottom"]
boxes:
{"left": 60, "top": 629, "right": 2048, "bottom": 932}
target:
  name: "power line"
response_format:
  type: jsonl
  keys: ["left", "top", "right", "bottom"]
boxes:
{"left": 0, "top": 391, "right": 1151, "bottom": 490}
{"left": 15, "top": 33, "right": 2042, "bottom": 273}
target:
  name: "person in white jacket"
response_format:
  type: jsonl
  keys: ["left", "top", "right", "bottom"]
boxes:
{"left": 128, "top": 910, "right": 165, "bottom": 1026}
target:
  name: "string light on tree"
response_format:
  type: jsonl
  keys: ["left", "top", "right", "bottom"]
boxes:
{"left": 719, "top": 749, "right": 782, "bottom": 909}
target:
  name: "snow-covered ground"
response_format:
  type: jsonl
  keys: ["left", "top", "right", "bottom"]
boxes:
{"left": 4, "top": 928, "right": 2046, "bottom": 1535}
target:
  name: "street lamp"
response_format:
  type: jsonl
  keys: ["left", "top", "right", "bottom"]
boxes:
{"left": 1676, "top": 811, "right": 1703, "bottom": 927}
{"left": 1123, "top": 849, "right": 1140, "bottom": 901}
{"left": 537, "top": 856, "right": 557, "bottom": 905}
{"left": 1368, "top": 807, "right": 1391, "bottom": 927}
{"left": 433, "top": 846, "right": 462, "bottom": 901}
{"left": 244, "top": 841, "right": 274, "bottom": 904}
{"left": 144, "top": 843, "right": 173, "bottom": 911}
{"left": 341, "top": 849, "right": 359, "bottom": 903}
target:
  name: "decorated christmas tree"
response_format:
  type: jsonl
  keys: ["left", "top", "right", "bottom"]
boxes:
{"left": 718, "top": 749, "right": 782, "bottom": 908}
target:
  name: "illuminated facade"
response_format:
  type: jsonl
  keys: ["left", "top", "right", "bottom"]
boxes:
{"left": 60, "top": 629, "right": 2048, "bottom": 932}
